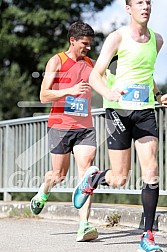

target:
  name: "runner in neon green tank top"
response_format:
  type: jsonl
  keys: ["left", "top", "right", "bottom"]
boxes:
{"left": 72, "top": 1, "right": 167, "bottom": 251}
{"left": 103, "top": 26, "right": 157, "bottom": 110}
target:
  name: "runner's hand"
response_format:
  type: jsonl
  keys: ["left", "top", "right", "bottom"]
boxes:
{"left": 161, "top": 94, "right": 167, "bottom": 107}
{"left": 71, "top": 80, "right": 91, "bottom": 96}
{"left": 107, "top": 88, "right": 128, "bottom": 102}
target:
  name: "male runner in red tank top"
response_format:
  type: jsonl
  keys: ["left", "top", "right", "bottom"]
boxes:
{"left": 30, "top": 21, "right": 98, "bottom": 242}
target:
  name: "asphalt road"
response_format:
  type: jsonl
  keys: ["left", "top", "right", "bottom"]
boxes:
{"left": 0, "top": 218, "right": 166, "bottom": 252}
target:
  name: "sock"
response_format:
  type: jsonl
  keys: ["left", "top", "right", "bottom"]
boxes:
{"left": 38, "top": 183, "right": 50, "bottom": 201}
{"left": 79, "top": 220, "right": 89, "bottom": 228}
{"left": 141, "top": 182, "right": 159, "bottom": 232}
{"left": 90, "top": 169, "right": 110, "bottom": 188}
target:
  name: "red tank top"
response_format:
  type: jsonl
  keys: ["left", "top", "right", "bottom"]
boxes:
{"left": 48, "top": 52, "right": 94, "bottom": 129}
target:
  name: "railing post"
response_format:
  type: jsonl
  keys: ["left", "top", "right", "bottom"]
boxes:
{"left": 3, "top": 125, "right": 14, "bottom": 201}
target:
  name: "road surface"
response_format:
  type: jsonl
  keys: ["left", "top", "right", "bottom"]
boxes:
{"left": 0, "top": 218, "right": 166, "bottom": 252}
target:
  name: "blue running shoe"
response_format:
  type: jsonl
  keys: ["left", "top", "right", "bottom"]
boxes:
{"left": 72, "top": 166, "right": 100, "bottom": 209}
{"left": 138, "top": 230, "right": 163, "bottom": 252}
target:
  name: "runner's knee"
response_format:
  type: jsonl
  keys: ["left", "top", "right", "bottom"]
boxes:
{"left": 45, "top": 170, "right": 66, "bottom": 185}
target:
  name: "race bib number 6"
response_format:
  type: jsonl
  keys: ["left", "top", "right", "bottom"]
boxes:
{"left": 121, "top": 84, "right": 149, "bottom": 103}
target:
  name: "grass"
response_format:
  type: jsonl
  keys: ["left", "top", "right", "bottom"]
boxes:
{"left": 105, "top": 213, "right": 121, "bottom": 227}
{"left": 8, "top": 206, "right": 41, "bottom": 219}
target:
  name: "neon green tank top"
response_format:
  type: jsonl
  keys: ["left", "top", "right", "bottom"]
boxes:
{"left": 103, "top": 26, "right": 157, "bottom": 110}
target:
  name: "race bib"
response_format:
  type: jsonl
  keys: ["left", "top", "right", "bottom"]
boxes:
{"left": 120, "top": 84, "right": 149, "bottom": 105}
{"left": 64, "top": 96, "right": 88, "bottom": 117}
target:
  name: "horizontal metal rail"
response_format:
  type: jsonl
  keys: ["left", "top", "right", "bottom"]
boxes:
{"left": 0, "top": 106, "right": 167, "bottom": 200}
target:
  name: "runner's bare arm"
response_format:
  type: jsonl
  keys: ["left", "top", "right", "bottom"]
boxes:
{"left": 153, "top": 34, "right": 164, "bottom": 105}
{"left": 155, "top": 32, "right": 164, "bottom": 53}
{"left": 40, "top": 56, "right": 90, "bottom": 103}
{"left": 89, "top": 30, "right": 126, "bottom": 102}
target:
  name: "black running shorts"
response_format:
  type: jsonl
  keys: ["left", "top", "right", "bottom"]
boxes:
{"left": 47, "top": 127, "right": 96, "bottom": 154}
{"left": 105, "top": 108, "right": 158, "bottom": 150}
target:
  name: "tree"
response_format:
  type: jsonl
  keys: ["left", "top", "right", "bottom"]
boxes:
{"left": 0, "top": 63, "right": 36, "bottom": 120}
{"left": 158, "top": 83, "right": 167, "bottom": 94}
{"left": 0, "top": 0, "right": 115, "bottom": 119}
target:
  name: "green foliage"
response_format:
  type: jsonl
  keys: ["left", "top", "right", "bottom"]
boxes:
{"left": 158, "top": 84, "right": 167, "bottom": 94}
{"left": 0, "top": 0, "right": 114, "bottom": 119}
{"left": 92, "top": 90, "right": 103, "bottom": 108}
{"left": 8, "top": 206, "right": 38, "bottom": 218}
{"left": 93, "top": 193, "right": 142, "bottom": 205}
{"left": 106, "top": 213, "right": 121, "bottom": 227}
{"left": 8, "top": 192, "right": 167, "bottom": 207}
{"left": 11, "top": 192, "right": 72, "bottom": 202}
{"left": 0, "top": 63, "right": 37, "bottom": 120}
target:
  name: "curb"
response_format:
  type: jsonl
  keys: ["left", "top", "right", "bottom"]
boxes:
{"left": 0, "top": 202, "right": 167, "bottom": 233}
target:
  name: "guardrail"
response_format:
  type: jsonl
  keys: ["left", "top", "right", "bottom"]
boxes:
{"left": 0, "top": 106, "right": 167, "bottom": 201}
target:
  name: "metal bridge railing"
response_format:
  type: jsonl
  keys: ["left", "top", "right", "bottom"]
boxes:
{"left": 0, "top": 106, "right": 167, "bottom": 201}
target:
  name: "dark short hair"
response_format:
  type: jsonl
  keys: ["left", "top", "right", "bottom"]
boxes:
{"left": 67, "top": 21, "right": 94, "bottom": 41}
{"left": 125, "top": 0, "right": 131, "bottom": 5}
